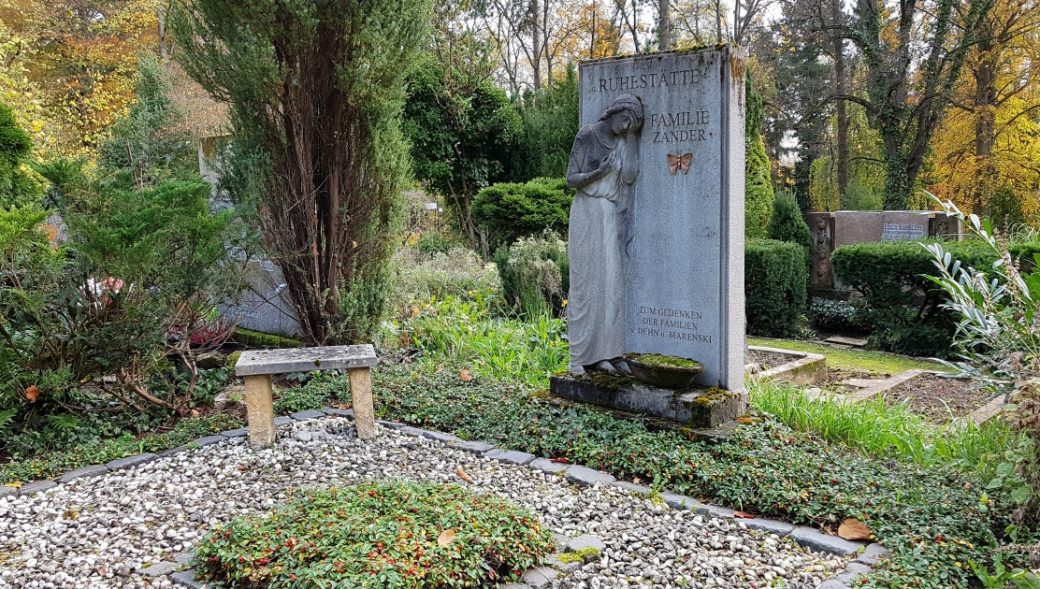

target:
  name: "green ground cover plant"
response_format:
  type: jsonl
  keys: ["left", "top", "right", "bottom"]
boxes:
{"left": 299, "top": 365, "right": 1023, "bottom": 589}
{"left": 194, "top": 482, "right": 555, "bottom": 588}
{"left": 0, "top": 412, "right": 240, "bottom": 485}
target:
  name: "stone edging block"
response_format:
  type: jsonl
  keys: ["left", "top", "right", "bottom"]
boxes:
{"left": 564, "top": 465, "right": 615, "bottom": 486}
{"left": 791, "top": 527, "right": 863, "bottom": 556}
{"left": 58, "top": 464, "right": 110, "bottom": 484}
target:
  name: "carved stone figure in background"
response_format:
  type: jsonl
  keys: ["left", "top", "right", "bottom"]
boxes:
{"left": 565, "top": 93, "right": 643, "bottom": 375}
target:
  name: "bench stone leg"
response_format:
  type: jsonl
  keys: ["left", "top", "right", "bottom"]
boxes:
{"left": 349, "top": 367, "right": 376, "bottom": 440}
{"left": 243, "top": 374, "right": 276, "bottom": 446}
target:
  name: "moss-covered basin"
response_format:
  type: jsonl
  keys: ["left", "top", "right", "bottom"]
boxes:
{"left": 626, "top": 353, "right": 704, "bottom": 389}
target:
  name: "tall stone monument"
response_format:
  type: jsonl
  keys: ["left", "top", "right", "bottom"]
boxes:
{"left": 551, "top": 46, "right": 747, "bottom": 428}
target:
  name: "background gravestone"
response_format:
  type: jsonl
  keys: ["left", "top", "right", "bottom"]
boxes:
{"left": 578, "top": 47, "right": 746, "bottom": 392}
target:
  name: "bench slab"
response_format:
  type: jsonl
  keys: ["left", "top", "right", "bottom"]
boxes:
{"left": 235, "top": 344, "right": 377, "bottom": 376}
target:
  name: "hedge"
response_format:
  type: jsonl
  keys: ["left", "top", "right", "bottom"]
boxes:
{"left": 472, "top": 177, "right": 572, "bottom": 251}
{"left": 832, "top": 239, "right": 1040, "bottom": 356}
{"left": 745, "top": 238, "right": 808, "bottom": 337}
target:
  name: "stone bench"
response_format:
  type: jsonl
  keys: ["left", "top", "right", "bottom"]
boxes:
{"left": 234, "top": 344, "right": 378, "bottom": 445}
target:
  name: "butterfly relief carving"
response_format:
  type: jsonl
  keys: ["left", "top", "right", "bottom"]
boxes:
{"left": 667, "top": 152, "right": 693, "bottom": 175}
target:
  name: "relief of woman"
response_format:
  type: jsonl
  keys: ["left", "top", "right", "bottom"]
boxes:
{"left": 565, "top": 93, "right": 643, "bottom": 375}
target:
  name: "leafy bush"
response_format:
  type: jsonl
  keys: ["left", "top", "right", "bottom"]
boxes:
{"left": 515, "top": 66, "right": 579, "bottom": 179}
{"left": 808, "top": 297, "right": 869, "bottom": 334}
{"left": 472, "top": 178, "right": 572, "bottom": 253}
{"left": 927, "top": 201, "right": 1040, "bottom": 526}
{"left": 745, "top": 239, "right": 807, "bottom": 336}
{"left": 493, "top": 232, "right": 568, "bottom": 318}
{"left": 195, "top": 482, "right": 555, "bottom": 588}
{"left": 389, "top": 245, "right": 501, "bottom": 319}
{"left": 832, "top": 239, "right": 1040, "bottom": 356}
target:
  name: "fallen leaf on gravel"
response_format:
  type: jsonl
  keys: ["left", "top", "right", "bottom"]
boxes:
{"left": 459, "top": 369, "right": 473, "bottom": 382}
{"left": 733, "top": 511, "right": 754, "bottom": 519}
{"left": 838, "top": 518, "right": 872, "bottom": 541}
{"left": 454, "top": 466, "right": 473, "bottom": 483}
{"left": 437, "top": 529, "right": 456, "bottom": 546}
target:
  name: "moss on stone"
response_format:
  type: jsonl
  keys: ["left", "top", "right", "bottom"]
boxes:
{"left": 692, "top": 388, "right": 735, "bottom": 407}
{"left": 628, "top": 353, "right": 702, "bottom": 370}
{"left": 230, "top": 328, "right": 302, "bottom": 349}
{"left": 557, "top": 547, "right": 601, "bottom": 564}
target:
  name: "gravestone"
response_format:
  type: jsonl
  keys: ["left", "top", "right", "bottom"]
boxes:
{"left": 550, "top": 46, "right": 747, "bottom": 428}
{"left": 218, "top": 255, "right": 302, "bottom": 337}
{"left": 809, "top": 210, "right": 962, "bottom": 294}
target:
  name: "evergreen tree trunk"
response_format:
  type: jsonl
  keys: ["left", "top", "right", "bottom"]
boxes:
{"left": 531, "top": 0, "right": 542, "bottom": 90}
{"left": 659, "top": 0, "right": 671, "bottom": 50}
{"left": 831, "top": 0, "right": 849, "bottom": 203}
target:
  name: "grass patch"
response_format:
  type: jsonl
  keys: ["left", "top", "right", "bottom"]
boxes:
{"left": 749, "top": 378, "right": 1016, "bottom": 475}
{"left": 194, "top": 482, "right": 555, "bottom": 588}
{"left": 0, "top": 413, "right": 242, "bottom": 485}
{"left": 748, "top": 336, "right": 949, "bottom": 374}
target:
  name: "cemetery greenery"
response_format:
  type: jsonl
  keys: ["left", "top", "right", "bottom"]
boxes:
{"left": 472, "top": 177, "right": 573, "bottom": 252}
{"left": 744, "top": 239, "right": 808, "bottom": 336}
{"left": 172, "top": 0, "right": 432, "bottom": 345}
{"left": 832, "top": 238, "right": 1040, "bottom": 357}
{"left": 0, "top": 57, "right": 239, "bottom": 464}
{"left": 194, "top": 482, "right": 555, "bottom": 588}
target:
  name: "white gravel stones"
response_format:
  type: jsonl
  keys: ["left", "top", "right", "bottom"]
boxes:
{"left": 0, "top": 417, "right": 850, "bottom": 588}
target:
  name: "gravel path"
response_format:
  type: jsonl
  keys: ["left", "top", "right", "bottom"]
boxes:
{"left": 0, "top": 417, "right": 849, "bottom": 589}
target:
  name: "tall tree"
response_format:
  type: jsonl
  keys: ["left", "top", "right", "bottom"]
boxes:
{"left": 173, "top": 0, "right": 432, "bottom": 344}
{"left": 839, "top": 0, "right": 993, "bottom": 209}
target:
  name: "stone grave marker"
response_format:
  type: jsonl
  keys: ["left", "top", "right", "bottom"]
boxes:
{"left": 551, "top": 46, "right": 747, "bottom": 430}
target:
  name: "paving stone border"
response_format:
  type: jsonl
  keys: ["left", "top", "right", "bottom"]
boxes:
{"left": 12, "top": 407, "right": 888, "bottom": 589}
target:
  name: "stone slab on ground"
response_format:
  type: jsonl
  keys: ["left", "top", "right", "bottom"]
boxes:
{"left": 753, "top": 346, "right": 827, "bottom": 386}
{"left": 521, "top": 565, "right": 559, "bottom": 588}
{"left": 740, "top": 518, "right": 795, "bottom": 536}
{"left": 484, "top": 449, "right": 536, "bottom": 465}
{"left": 219, "top": 428, "right": 249, "bottom": 438}
{"left": 0, "top": 485, "right": 16, "bottom": 498}
{"left": 550, "top": 374, "right": 743, "bottom": 428}
{"left": 791, "top": 527, "right": 864, "bottom": 556}
{"left": 234, "top": 344, "right": 377, "bottom": 376}
{"left": 855, "top": 543, "right": 892, "bottom": 566}
{"left": 58, "top": 465, "right": 109, "bottom": 483}
{"left": 322, "top": 407, "right": 354, "bottom": 418}
{"left": 661, "top": 491, "right": 701, "bottom": 510}
{"left": 845, "top": 370, "right": 927, "bottom": 403}
{"left": 824, "top": 336, "right": 868, "bottom": 347}
{"left": 972, "top": 394, "right": 1008, "bottom": 425}
{"left": 136, "top": 561, "right": 179, "bottom": 576}
{"left": 273, "top": 416, "right": 293, "bottom": 427}
{"left": 565, "top": 465, "right": 616, "bottom": 486}
{"left": 566, "top": 534, "right": 606, "bottom": 553}
{"left": 106, "top": 453, "right": 158, "bottom": 471}
{"left": 290, "top": 409, "right": 325, "bottom": 421}
{"left": 613, "top": 480, "right": 652, "bottom": 494}
{"left": 528, "top": 458, "right": 569, "bottom": 474}
{"left": 170, "top": 569, "right": 208, "bottom": 588}
{"left": 17, "top": 480, "right": 56, "bottom": 495}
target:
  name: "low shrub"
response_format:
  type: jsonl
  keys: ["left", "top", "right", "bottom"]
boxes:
{"left": 832, "top": 239, "right": 1040, "bottom": 356}
{"left": 194, "top": 482, "right": 555, "bottom": 588}
{"left": 472, "top": 178, "right": 572, "bottom": 252}
{"left": 389, "top": 245, "right": 501, "bottom": 318}
{"left": 808, "top": 297, "right": 869, "bottom": 334}
{"left": 494, "top": 232, "right": 568, "bottom": 318}
{"left": 745, "top": 239, "right": 808, "bottom": 337}
{"left": 766, "top": 189, "right": 811, "bottom": 254}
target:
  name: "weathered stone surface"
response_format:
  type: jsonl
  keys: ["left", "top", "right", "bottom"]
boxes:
{"left": 579, "top": 48, "right": 746, "bottom": 392}
{"left": 0, "top": 485, "right": 17, "bottom": 498}
{"left": 814, "top": 580, "right": 851, "bottom": 589}
{"left": 106, "top": 453, "right": 158, "bottom": 471}
{"left": 694, "top": 503, "right": 735, "bottom": 519}
{"left": 170, "top": 569, "right": 208, "bottom": 588}
{"left": 741, "top": 518, "right": 795, "bottom": 536}
{"left": 18, "top": 480, "right": 56, "bottom": 495}
{"left": 566, "top": 534, "right": 606, "bottom": 553}
{"left": 322, "top": 407, "right": 354, "bottom": 418}
{"left": 550, "top": 374, "right": 743, "bottom": 428}
{"left": 484, "top": 449, "right": 535, "bottom": 465}
{"left": 450, "top": 440, "right": 494, "bottom": 455}
{"left": 195, "top": 436, "right": 225, "bottom": 448}
{"left": 273, "top": 416, "right": 293, "bottom": 427}
{"left": 59, "top": 465, "right": 109, "bottom": 483}
{"left": 855, "top": 543, "right": 891, "bottom": 566}
{"left": 290, "top": 409, "right": 325, "bottom": 421}
{"left": 235, "top": 344, "right": 377, "bottom": 376}
{"left": 613, "top": 480, "right": 651, "bottom": 494}
{"left": 791, "top": 527, "right": 863, "bottom": 556}
{"left": 660, "top": 491, "right": 701, "bottom": 510}
{"left": 565, "top": 465, "right": 616, "bottom": 486}
{"left": 500, "top": 584, "right": 534, "bottom": 589}
{"left": 529, "top": 458, "right": 569, "bottom": 474}
{"left": 219, "top": 428, "right": 249, "bottom": 438}
{"left": 136, "top": 561, "right": 178, "bottom": 576}
{"left": 544, "top": 554, "right": 581, "bottom": 573}
{"left": 521, "top": 566, "right": 559, "bottom": 588}
{"left": 419, "top": 429, "right": 459, "bottom": 443}
{"left": 844, "top": 562, "right": 871, "bottom": 574}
